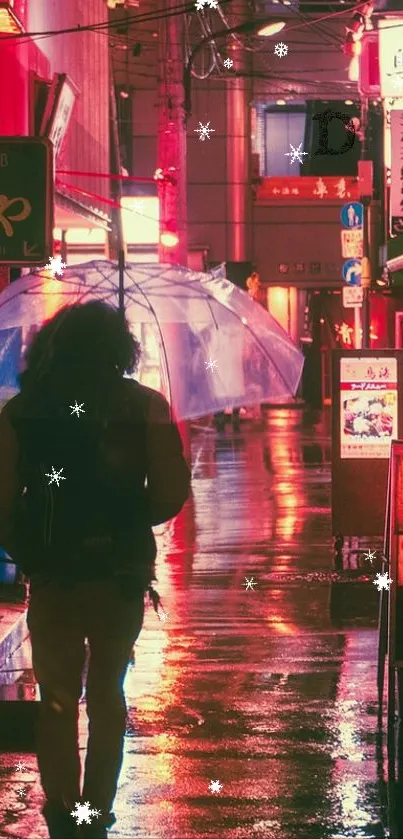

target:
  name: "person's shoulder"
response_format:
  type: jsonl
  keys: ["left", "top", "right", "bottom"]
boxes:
{"left": 122, "top": 379, "right": 171, "bottom": 419}
{"left": 0, "top": 392, "right": 23, "bottom": 419}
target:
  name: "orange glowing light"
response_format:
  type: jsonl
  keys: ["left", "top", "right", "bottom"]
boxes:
{"left": 160, "top": 230, "right": 179, "bottom": 248}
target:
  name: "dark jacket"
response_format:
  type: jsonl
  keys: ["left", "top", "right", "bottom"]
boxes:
{"left": 0, "top": 377, "right": 191, "bottom": 584}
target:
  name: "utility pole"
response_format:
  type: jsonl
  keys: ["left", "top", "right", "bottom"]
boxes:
{"left": 157, "top": 0, "right": 188, "bottom": 266}
{"left": 359, "top": 98, "right": 373, "bottom": 349}
{"left": 109, "top": 54, "right": 126, "bottom": 316}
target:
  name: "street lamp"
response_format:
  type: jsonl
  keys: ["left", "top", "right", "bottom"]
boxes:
{"left": 183, "top": 18, "right": 286, "bottom": 122}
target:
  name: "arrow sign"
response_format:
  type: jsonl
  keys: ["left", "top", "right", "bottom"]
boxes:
{"left": 342, "top": 258, "right": 362, "bottom": 286}
{"left": 23, "top": 242, "right": 40, "bottom": 257}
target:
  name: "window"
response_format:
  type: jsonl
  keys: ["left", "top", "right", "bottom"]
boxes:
{"left": 264, "top": 106, "right": 307, "bottom": 176}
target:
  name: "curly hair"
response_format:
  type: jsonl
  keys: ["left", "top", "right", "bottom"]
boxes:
{"left": 19, "top": 301, "right": 141, "bottom": 395}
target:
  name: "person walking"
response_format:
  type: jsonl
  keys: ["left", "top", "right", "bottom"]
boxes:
{"left": 0, "top": 301, "right": 191, "bottom": 839}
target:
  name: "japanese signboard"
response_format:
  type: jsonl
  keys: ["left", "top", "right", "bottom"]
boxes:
{"left": 341, "top": 229, "right": 363, "bottom": 259}
{"left": 340, "top": 357, "right": 398, "bottom": 459}
{"left": 390, "top": 110, "right": 403, "bottom": 235}
{"left": 0, "top": 137, "right": 53, "bottom": 266}
{"left": 40, "top": 74, "right": 78, "bottom": 164}
{"left": 342, "top": 286, "right": 363, "bottom": 308}
{"left": 379, "top": 20, "right": 403, "bottom": 98}
{"left": 255, "top": 176, "right": 360, "bottom": 202}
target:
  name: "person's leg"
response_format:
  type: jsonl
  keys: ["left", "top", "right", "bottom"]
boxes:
{"left": 81, "top": 577, "right": 145, "bottom": 829}
{"left": 27, "top": 579, "right": 85, "bottom": 823}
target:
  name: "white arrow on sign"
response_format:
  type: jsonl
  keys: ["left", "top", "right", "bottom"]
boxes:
{"left": 23, "top": 241, "right": 40, "bottom": 257}
{"left": 345, "top": 263, "right": 362, "bottom": 285}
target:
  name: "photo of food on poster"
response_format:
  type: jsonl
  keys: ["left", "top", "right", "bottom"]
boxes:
{"left": 340, "top": 358, "right": 398, "bottom": 459}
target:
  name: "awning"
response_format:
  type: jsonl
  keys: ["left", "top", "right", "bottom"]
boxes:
{"left": 55, "top": 188, "right": 111, "bottom": 231}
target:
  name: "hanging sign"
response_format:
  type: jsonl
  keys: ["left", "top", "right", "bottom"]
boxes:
{"left": 379, "top": 20, "right": 403, "bottom": 98}
{"left": 390, "top": 110, "right": 403, "bottom": 236}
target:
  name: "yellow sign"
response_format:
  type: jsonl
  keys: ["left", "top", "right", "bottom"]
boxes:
{"left": 0, "top": 194, "right": 32, "bottom": 238}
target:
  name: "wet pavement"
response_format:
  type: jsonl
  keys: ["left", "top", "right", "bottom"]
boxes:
{"left": 0, "top": 407, "right": 399, "bottom": 839}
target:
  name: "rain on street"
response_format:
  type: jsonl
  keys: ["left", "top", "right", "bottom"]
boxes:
{"left": 0, "top": 407, "right": 395, "bottom": 839}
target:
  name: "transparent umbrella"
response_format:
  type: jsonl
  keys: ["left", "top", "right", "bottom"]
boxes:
{"left": 0, "top": 260, "right": 304, "bottom": 421}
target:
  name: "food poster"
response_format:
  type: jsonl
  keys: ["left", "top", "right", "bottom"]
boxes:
{"left": 340, "top": 357, "right": 398, "bottom": 459}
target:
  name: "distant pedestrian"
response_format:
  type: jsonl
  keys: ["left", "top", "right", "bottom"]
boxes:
{"left": 0, "top": 301, "right": 190, "bottom": 839}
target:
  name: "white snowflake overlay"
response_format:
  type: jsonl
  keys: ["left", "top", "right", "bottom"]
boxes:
{"left": 223, "top": 58, "right": 233, "bottom": 69}
{"left": 205, "top": 358, "right": 218, "bottom": 371}
{"left": 15, "top": 762, "right": 27, "bottom": 772}
{"left": 243, "top": 577, "right": 258, "bottom": 591}
{"left": 44, "top": 255, "right": 66, "bottom": 278}
{"left": 45, "top": 466, "right": 66, "bottom": 487}
{"left": 373, "top": 572, "right": 393, "bottom": 592}
{"left": 274, "top": 42, "right": 288, "bottom": 58}
{"left": 195, "top": 0, "right": 219, "bottom": 9}
{"left": 70, "top": 401, "right": 85, "bottom": 418}
{"left": 284, "top": 143, "right": 309, "bottom": 165}
{"left": 70, "top": 802, "right": 102, "bottom": 826}
{"left": 194, "top": 121, "right": 215, "bottom": 141}
{"left": 209, "top": 779, "right": 223, "bottom": 793}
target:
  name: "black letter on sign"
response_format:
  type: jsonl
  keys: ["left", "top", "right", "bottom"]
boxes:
{"left": 313, "top": 108, "right": 356, "bottom": 156}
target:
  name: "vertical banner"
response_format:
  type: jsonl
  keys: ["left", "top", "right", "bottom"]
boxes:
{"left": 390, "top": 111, "right": 403, "bottom": 235}
{"left": 379, "top": 20, "right": 403, "bottom": 98}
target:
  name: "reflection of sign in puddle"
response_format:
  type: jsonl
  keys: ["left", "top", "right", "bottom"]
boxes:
{"left": 0, "top": 195, "right": 32, "bottom": 237}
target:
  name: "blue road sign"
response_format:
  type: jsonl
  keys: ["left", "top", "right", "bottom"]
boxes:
{"left": 340, "top": 202, "right": 363, "bottom": 229}
{"left": 342, "top": 258, "right": 362, "bottom": 286}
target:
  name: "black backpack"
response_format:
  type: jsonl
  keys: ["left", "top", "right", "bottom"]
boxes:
{"left": 6, "top": 379, "right": 155, "bottom": 579}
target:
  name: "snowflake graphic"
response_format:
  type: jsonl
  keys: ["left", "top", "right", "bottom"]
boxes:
{"left": 205, "top": 358, "right": 218, "bottom": 371}
{"left": 70, "top": 401, "right": 85, "bottom": 418}
{"left": 313, "top": 177, "right": 328, "bottom": 198}
{"left": 223, "top": 57, "right": 233, "bottom": 69}
{"left": 284, "top": 143, "right": 309, "bottom": 165}
{"left": 17, "top": 787, "right": 26, "bottom": 797}
{"left": 195, "top": 0, "right": 219, "bottom": 9}
{"left": 15, "top": 761, "right": 27, "bottom": 772}
{"left": 44, "top": 255, "right": 66, "bottom": 278}
{"left": 373, "top": 572, "right": 393, "bottom": 592}
{"left": 159, "top": 610, "right": 169, "bottom": 623}
{"left": 243, "top": 576, "right": 257, "bottom": 591}
{"left": 70, "top": 802, "right": 101, "bottom": 826}
{"left": 209, "top": 779, "right": 223, "bottom": 793}
{"left": 274, "top": 42, "right": 288, "bottom": 58}
{"left": 363, "top": 549, "right": 377, "bottom": 565}
{"left": 194, "top": 121, "right": 215, "bottom": 141}
{"left": 45, "top": 466, "right": 66, "bottom": 487}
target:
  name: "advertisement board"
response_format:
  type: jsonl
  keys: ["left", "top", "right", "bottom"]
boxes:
{"left": 332, "top": 350, "right": 403, "bottom": 536}
{"left": 340, "top": 357, "right": 398, "bottom": 459}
